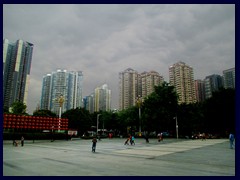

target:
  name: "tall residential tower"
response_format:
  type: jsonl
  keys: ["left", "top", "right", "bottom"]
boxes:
{"left": 119, "top": 68, "right": 139, "bottom": 110}
{"left": 119, "top": 68, "right": 164, "bottom": 110}
{"left": 3, "top": 39, "right": 34, "bottom": 109}
{"left": 169, "top": 61, "right": 196, "bottom": 104}
{"left": 94, "top": 84, "right": 111, "bottom": 112}
{"left": 223, "top": 67, "right": 235, "bottom": 89}
{"left": 40, "top": 69, "right": 83, "bottom": 115}
{"left": 204, "top": 74, "right": 223, "bottom": 99}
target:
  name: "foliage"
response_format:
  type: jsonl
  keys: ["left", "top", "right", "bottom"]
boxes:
{"left": 117, "top": 106, "right": 139, "bottom": 133}
{"left": 177, "top": 103, "right": 205, "bottom": 137}
{"left": 142, "top": 82, "right": 178, "bottom": 133}
{"left": 10, "top": 101, "right": 28, "bottom": 115}
{"left": 61, "top": 107, "right": 93, "bottom": 135}
{"left": 33, "top": 109, "right": 57, "bottom": 117}
{"left": 202, "top": 88, "right": 235, "bottom": 136}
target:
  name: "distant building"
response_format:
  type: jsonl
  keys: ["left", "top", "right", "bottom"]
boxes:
{"left": 41, "top": 74, "right": 52, "bottom": 110}
{"left": 40, "top": 69, "right": 83, "bottom": 115}
{"left": 223, "top": 67, "right": 235, "bottom": 89}
{"left": 3, "top": 39, "right": 34, "bottom": 110}
{"left": 84, "top": 94, "right": 94, "bottom": 113}
{"left": 140, "top": 71, "right": 164, "bottom": 99}
{"left": 169, "top": 61, "right": 196, "bottom": 104}
{"left": 195, "top": 80, "right": 205, "bottom": 102}
{"left": 94, "top": 84, "right": 111, "bottom": 112}
{"left": 119, "top": 68, "right": 164, "bottom": 110}
{"left": 204, "top": 74, "right": 223, "bottom": 99}
{"left": 119, "top": 68, "right": 139, "bottom": 110}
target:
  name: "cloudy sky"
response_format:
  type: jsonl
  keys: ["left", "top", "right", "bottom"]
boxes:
{"left": 3, "top": 4, "right": 235, "bottom": 114}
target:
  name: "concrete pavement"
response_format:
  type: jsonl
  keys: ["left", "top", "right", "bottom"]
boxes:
{"left": 3, "top": 138, "right": 235, "bottom": 176}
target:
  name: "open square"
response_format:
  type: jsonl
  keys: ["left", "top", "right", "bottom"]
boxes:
{"left": 3, "top": 138, "right": 235, "bottom": 176}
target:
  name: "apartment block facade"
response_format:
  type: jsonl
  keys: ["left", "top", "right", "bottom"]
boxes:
{"left": 94, "top": 84, "right": 111, "bottom": 112}
{"left": 40, "top": 69, "right": 83, "bottom": 115}
{"left": 195, "top": 79, "right": 205, "bottom": 102}
{"left": 169, "top": 61, "right": 196, "bottom": 104}
{"left": 3, "top": 39, "right": 34, "bottom": 109}
{"left": 223, "top": 67, "right": 235, "bottom": 89}
{"left": 204, "top": 74, "right": 223, "bottom": 99}
{"left": 119, "top": 68, "right": 164, "bottom": 110}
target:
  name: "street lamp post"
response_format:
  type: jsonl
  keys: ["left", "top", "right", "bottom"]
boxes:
{"left": 136, "top": 95, "right": 142, "bottom": 133}
{"left": 97, "top": 114, "right": 101, "bottom": 136}
{"left": 174, "top": 116, "right": 179, "bottom": 139}
{"left": 58, "top": 95, "right": 64, "bottom": 132}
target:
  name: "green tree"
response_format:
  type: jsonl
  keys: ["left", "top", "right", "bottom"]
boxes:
{"left": 203, "top": 88, "right": 235, "bottom": 136}
{"left": 62, "top": 107, "right": 93, "bottom": 135}
{"left": 177, "top": 103, "right": 205, "bottom": 137}
{"left": 3, "top": 106, "right": 9, "bottom": 113}
{"left": 33, "top": 109, "right": 57, "bottom": 117}
{"left": 142, "top": 82, "right": 178, "bottom": 133}
{"left": 10, "top": 101, "right": 28, "bottom": 115}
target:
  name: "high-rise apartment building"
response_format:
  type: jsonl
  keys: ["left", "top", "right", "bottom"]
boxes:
{"left": 41, "top": 74, "right": 52, "bottom": 110}
{"left": 119, "top": 68, "right": 164, "bottom": 110}
{"left": 40, "top": 69, "right": 83, "bottom": 115}
{"left": 169, "top": 61, "right": 196, "bottom": 104}
{"left": 195, "top": 80, "right": 205, "bottom": 102}
{"left": 204, "top": 74, "right": 223, "bottom": 99}
{"left": 223, "top": 67, "right": 235, "bottom": 89}
{"left": 119, "top": 68, "right": 139, "bottom": 110}
{"left": 84, "top": 94, "right": 94, "bottom": 113}
{"left": 94, "top": 84, "right": 111, "bottom": 112}
{"left": 3, "top": 39, "right": 34, "bottom": 109}
{"left": 140, "top": 71, "right": 164, "bottom": 98}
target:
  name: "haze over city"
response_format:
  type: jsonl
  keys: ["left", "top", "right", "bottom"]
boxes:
{"left": 3, "top": 4, "right": 235, "bottom": 114}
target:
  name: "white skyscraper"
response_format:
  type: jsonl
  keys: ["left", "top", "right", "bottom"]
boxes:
{"left": 40, "top": 69, "right": 83, "bottom": 115}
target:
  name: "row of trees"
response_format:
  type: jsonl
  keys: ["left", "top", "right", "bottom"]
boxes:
{"left": 5, "top": 82, "right": 235, "bottom": 138}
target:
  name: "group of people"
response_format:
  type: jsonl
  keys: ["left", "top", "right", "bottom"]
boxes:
{"left": 124, "top": 135, "right": 135, "bottom": 145}
{"left": 13, "top": 136, "right": 24, "bottom": 147}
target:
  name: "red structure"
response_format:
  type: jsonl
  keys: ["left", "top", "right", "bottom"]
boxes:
{"left": 3, "top": 114, "right": 68, "bottom": 131}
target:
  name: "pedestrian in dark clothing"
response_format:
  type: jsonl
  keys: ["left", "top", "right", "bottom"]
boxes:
{"left": 92, "top": 137, "right": 97, "bottom": 152}
{"left": 229, "top": 133, "right": 235, "bottom": 149}
{"left": 124, "top": 137, "right": 130, "bottom": 145}
{"left": 97, "top": 134, "right": 101, "bottom": 141}
{"left": 21, "top": 136, "right": 24, "bottom": 146}
{"left": 145, "top": 133, "right": 149, "bottom": 143}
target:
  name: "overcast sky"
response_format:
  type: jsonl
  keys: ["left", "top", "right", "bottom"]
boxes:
{"left": 3, "top": 4, "right": 235, "bottom": 114}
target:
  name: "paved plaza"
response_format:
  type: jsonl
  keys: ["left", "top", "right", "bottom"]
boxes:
{"left": 3, "top": 138, "right": 235, "bottom": 176}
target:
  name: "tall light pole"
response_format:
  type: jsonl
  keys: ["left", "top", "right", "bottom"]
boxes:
{"left": 97, "top": 114, "right": 101, "bottom": 135}
{"left": 136, "top": 95, "right": 142, "bottom": 133}
{"left": 58, "top": 94, "right": 64, "bottom": 132}
{"left": 174, "top": 116, "right": 178, "bottom": 139}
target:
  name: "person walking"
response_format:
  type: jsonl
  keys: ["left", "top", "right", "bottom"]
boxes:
{"left": 144, "top": 132, "right": 149, "bottom": 143}
{"left": 229, "top": 133, "right": 235, "bottom": 149}
{"left": 158, "top": 133, "right": 163, "bottom": 142}
{"left": 131, "top": 135, "right": 135, "bottom": 145}
{"left": 92, "top": 137, "right": 97, "bottom": 152}
{"left": 21, "top": 136, "right": 24, "bottom": 146}
{"left": 124, "top": 136, "right": 130, "bottom": 145}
